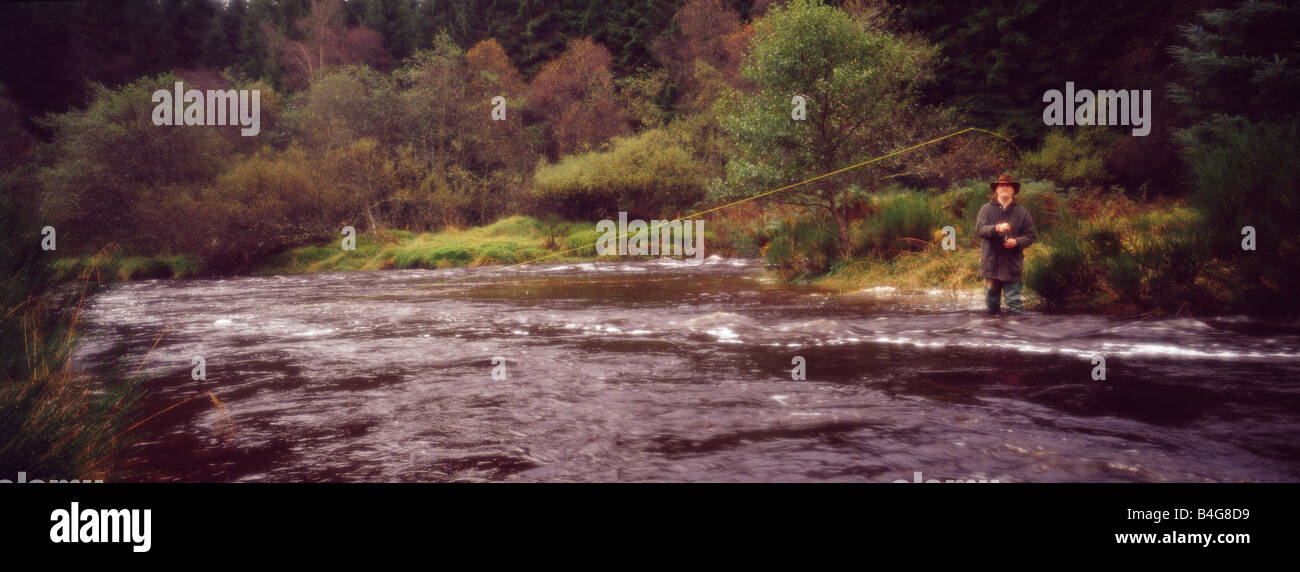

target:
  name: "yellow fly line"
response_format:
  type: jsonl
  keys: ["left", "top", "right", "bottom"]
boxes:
{"left": 434, "top": 126, "right": 1014, "bottom": 287}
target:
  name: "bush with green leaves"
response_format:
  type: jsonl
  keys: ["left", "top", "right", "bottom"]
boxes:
{"left": 715, "top": 0, "right": 949, "bottom": 256}
{"left": 531, "top": 128, "right": 707, "bottom": 219}
{"left": 37, "top": 73, "right": 235, "bottom": 251}
{"left": 1024, "top": 214, "right": 1101, "bottom": 309}
{"left": 1019, "top": 129, "right": 1116, "bottom": 190}
{"left": 764, "top": 218, "right": 840, "bottom": 280}
{"left": 136, "top": 144, "right": 371, "bottom": 271}
{"left": 1185, "top": 118, "right": 1300, "bottom": 314}
{"left": 1026, "top": 206, "right": 1222, "bottom": 313}
{"left": 289, "top": 66, "right": 405, "bottom": 149}
{"left": 851, "top": 191, "right": 953, "bottom": 256}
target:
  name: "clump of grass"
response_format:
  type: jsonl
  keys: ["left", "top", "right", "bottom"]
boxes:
{"left": 818, "top": 248, "right": 983, "bottom": 293}
{"left": 764, "top": 218, "right": 840, "bottom": 281}
{"left": 564, "top": 228, "right": 603, "bottom": 257}
{"left": 1025, "top": 201, "right": 1222, "bottom": 314}
{"left": 1, "top": 244, "right": 143, "bottom": 481}
{"left": 1025, "top": 213, "right": 1101, "bottom": 309}
{"left": 851, "top": 191, "right": 954, "bottom": 256}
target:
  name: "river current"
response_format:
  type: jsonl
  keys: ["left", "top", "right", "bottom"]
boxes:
{"left": 73, "top": 258, "right": 1300, "bottom": 482}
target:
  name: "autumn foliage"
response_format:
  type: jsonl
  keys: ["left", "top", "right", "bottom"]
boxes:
{"left": 526, "top": 37, "right": 630, "bottom": 159}
{"left": 269, "top": 0, "right": 391, "bottom": 88}
{"left": 652, "top": 0, "right": 756, "bottom": 108}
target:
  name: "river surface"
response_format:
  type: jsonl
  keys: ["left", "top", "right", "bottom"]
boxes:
{"left": 73, "top": 258, "right": 1300, "bottom": 482}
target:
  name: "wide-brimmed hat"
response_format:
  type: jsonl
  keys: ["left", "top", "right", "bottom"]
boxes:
{"left": 990, "top": 174, "right": 1020, "bottom": 194}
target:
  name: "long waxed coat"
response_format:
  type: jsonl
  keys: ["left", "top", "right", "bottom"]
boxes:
{"left": 975, "top": 198, "right": 1038, "bottom": 282}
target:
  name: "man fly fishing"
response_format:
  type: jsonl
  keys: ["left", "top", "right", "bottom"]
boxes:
{"left": 975, "top": 174, "right": 1037, "bottom": 314}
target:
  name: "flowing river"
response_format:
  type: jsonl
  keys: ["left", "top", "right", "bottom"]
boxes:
{"left": 72, "top": 258, "right": 1300, "bottom": 482}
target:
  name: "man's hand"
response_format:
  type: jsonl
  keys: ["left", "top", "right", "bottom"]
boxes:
{"left": 1003, "top": 238, "right": 1018, "bottom": 249}
{"left": 995, "top": 222, "right": 1011, "bottom": 234}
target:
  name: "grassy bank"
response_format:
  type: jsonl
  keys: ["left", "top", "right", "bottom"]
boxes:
{"left": 253, "top": 215, "right": 608, "bottom": 274}
{"left": 754, "top": 180, "right": 1227, "bottom": 316}
{"left": 39, "top": 190, "right": 1264, "bottom": 319}
{"left": 815, "top": 248, "right": 985, "bottom": 294}
{"left": 48, "top": 252, "right": 204, "bottom": 282}
{"left": 48, "top": 214, "right": 740, "bottom": 282}
{"left": 45, "top": 216, "right": 605, "bottom": 280}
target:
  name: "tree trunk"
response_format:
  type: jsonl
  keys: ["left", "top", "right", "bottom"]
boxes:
{"left": 826, "top": 186, "right": 851, "bottom": 257}
{"left": 366, "top": 204, "right": 379, "bottom": 233}
{"left": 834, "top": 204, "right": 850, "bottom": 257}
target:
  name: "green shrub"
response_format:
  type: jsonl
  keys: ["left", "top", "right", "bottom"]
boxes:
{"left": 136, "top": 142, "right": 379, "bottom": 271}
{"left": 1024, "top": 214, "right": 1100, "bottom": 308}
{"left": 1128, "top": 227, "right": 1218, "bottom": 312}
{"left": 37, "top": 73, "right": 234, "bottom": 252}
{"left": 1013, "top": 180, "right": 1064, "bottom": 237}
{"left": 765, "top": 218, "right": 839, "bottom": 280}
{"left": 1028, "top": 207, "right": 1222, "bottom": 313}
{"left": 565, "top": 228, "right": 603, "bottom": 256}
{"left": 851, "top": 191, "right": 952, "bottom": 256}
{"left": 1185, "top": 119, "right": 1300, "bottom": 315}
{"left": 532, "top": 128, "right": 707, "bottom": 219}
{"left": 942, "top": 180, "right": 990, "bottom": 224}
{"left": 1020, "top": 130, "right": 1117, "bottom": 190}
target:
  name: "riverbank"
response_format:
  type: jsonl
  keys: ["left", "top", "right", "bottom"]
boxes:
{"left": 52, "top": 214, "right": 741, "bottom": 279}
{"left": 760, "top": 185, "right": 1219, "bottom": 317}
{"left": 0, "top": 242, "right": 141, "bottom": 482}
{"left": 253, "top": 216, "right": 605, "bottom": 274}
{"left": 46, "top": 190, "right": 1248, "bottom": 318}
{"left": 49, "top": 216, "right": 602, "bottom": 281}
